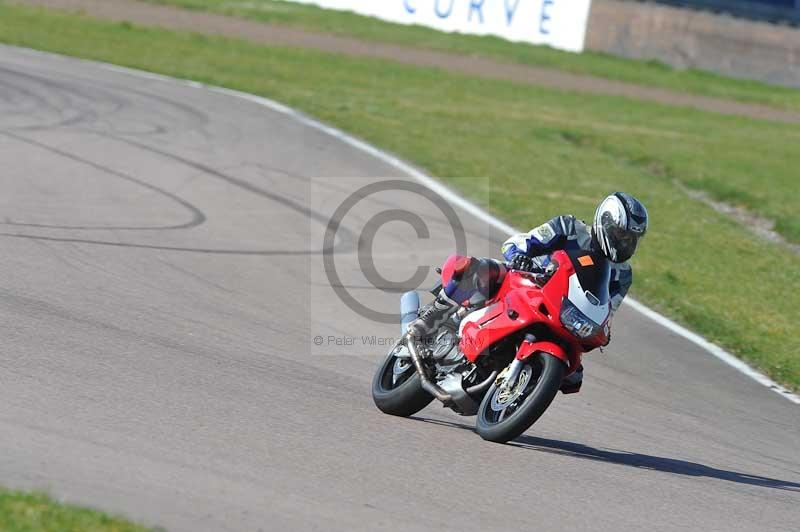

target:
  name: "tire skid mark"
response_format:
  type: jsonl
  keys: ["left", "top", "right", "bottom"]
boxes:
{"left": 0, "top": 130, "right": 207, "bottom": 231}
{"left": 0, "top": 65, "right": 114, "bottom": 130}
{"left": 0, "top": 65, "right": 357, "bottom": 255}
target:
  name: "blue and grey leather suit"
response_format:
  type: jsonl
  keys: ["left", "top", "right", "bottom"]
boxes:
{"left": 502, "top": 215, "right": 632, "bottom": 312}
{"left": 442, "top": 215, "right": 632, "bottom": 313}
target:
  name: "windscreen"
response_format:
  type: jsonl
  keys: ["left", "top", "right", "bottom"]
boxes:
{"left": 565, "top": 250, "right": 611, "bottom": 306}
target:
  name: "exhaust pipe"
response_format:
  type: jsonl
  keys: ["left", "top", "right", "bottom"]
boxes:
{"left": 406, "top": 333, "right": 452, "bottom": 404}
{"left": 400, "top": 291, "right": 420, "bottom": 334}
{"left": 465, "top": 370, "right": 499, "bottom": 395}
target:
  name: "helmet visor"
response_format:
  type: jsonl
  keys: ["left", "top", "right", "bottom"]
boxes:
{"left": 605, "top": 224, "right": 640, "bottom": 262}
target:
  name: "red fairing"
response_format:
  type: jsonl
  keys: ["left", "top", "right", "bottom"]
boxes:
{"left": 457, "top": 250, "right": 607, "bottom": 375}
{"left": 516, "top": 340, "right": 581, "bottom": 375}
{"left": 440, "top": 254, "right": 472, "bottom": 286}
{"left": 459, "top": 287, "right": 540, "bottom": 362}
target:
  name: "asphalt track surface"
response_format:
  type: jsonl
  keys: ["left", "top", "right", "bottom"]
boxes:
{"left": 0, "top": 47, "right": 798, "bottom": 532}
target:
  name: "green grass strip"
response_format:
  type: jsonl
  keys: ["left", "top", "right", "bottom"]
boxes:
{"left": 0, "top": 489, "right": 155, "bottom": 532}
{"left": 143, "top": 0, "right": 800, "bottom": 111}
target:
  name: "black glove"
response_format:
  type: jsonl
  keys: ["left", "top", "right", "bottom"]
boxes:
{"left": 509, "top": 254, "right": 536, "bottom": 272}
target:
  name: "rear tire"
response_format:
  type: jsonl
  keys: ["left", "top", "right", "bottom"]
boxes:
{"left": 371, "top": 349, "right": 433, "bottom": 417}
{"left": 475, "top": 353, "right": 565, "bottom": 443}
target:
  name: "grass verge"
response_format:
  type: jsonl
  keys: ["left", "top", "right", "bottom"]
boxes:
{"left": 140, "top": 0, "right": 800, "bottom": 111}
{"left": 0, "top": 3, "right": 798, "bottom": 390}
{"left": 0, "top": 489, "right": 155, "bottom": 532}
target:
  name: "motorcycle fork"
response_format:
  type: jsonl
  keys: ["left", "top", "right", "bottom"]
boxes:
{"left": 496, "top": 359, "right": 524, "bottom": 392}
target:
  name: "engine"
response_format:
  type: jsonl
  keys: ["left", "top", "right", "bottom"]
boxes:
{"left": 429, "top": 325, "right": 464, "bottom": 367}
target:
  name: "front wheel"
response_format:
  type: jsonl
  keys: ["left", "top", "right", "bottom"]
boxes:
{"left": 475, "top": 352, "right": 566, "bottom": 443}
{"left": 371, "top": 344, "right": 433, "bottom": 417}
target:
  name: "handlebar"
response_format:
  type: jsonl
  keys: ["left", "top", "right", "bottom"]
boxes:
{"left": 504, "top": 262, "right": 546, "bottom": 275}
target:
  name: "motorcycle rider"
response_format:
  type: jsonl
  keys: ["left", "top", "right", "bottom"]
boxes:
{"left": 408, "top": 192, "right": 649, "bottom": 394}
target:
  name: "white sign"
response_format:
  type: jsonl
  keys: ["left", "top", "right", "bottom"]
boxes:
{"left": 285, "top": 0, "right": 593, "bottom": 52}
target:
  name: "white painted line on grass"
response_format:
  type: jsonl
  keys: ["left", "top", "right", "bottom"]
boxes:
{"left": 7, "top": 44, "right": 798, "bottom": 404}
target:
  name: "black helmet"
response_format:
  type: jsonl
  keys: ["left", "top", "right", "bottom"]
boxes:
{"left": 592, "top": 192, "right": 648, "bottom": 263}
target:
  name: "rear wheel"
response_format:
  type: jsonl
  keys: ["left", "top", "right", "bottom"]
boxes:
{"left": 475, "top": 353, "right": 565, "bottom": 443}
{"left": 371, "top": 344, "right": 433, "bottom": 417}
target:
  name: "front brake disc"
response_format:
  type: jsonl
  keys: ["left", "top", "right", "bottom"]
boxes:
{"left": 490, "top": 365, "right": 532, "bottom": 412}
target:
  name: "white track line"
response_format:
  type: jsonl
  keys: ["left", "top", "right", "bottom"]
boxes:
{"left": 7, "top": 45, "right": 798, "bottom": 405}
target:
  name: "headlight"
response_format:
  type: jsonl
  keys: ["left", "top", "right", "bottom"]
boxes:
{"left": 560, "top": 299, "right": 602, "bottom": 339}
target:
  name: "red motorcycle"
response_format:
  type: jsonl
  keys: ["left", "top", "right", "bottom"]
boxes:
{"left": 372, "top": 249, "right": 612, "bottom": 443}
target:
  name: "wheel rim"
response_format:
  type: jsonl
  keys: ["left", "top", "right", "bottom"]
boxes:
{"left": 485, "top": 359, "right": 542, "bottom": 424}
{"left": 391, "top": 357, "right": 413, "bottom": 386}
{"left": 378, "top": 344, "right": 415, "bottom": 391}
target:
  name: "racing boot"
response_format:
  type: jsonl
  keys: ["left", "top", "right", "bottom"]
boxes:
{"left": 407, "top": 297, "right": 458, "bottom": 339}
{"left": 560, "top": 364, "right": 584, "bottom": 394}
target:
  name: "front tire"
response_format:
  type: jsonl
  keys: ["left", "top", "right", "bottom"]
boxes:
{"left": 475, "top": 353, "right": 565, "bottom": 443}
{"left": 371, "top": 347, "right": 433, "bottom": 417}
